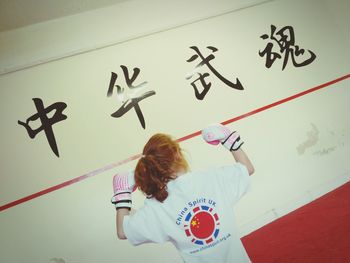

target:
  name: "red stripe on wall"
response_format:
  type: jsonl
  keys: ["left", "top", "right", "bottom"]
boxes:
{"left": 0, "top": 153, "right": 141, "bottom": 212}
{"left": 1, "top": 74, "right": 349, "bottom": 212}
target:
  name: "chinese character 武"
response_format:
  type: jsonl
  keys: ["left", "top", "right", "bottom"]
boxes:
{"left": 186, "top": 46, "right": 243, "bottom": 100}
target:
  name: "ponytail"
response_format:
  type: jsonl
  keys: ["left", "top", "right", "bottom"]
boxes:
{"left": 134, "top": 134, "right": 188, "bottom": 202}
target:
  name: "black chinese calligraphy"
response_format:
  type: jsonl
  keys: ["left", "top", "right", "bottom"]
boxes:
{"left": 18, "top": 98, "right": 67, "bottom": 157}
{"left": 107, "top": 65, "right": 155, "bottom": 129}
{"left": 186, "top": 46, "right": 243, "bottom": 100}
{"left": 259, "top": 25, "right": 316, "bottom": 70}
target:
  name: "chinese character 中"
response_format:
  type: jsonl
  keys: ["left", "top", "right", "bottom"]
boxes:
{"left": 186, "top": 46, "right": 244, "bottom": 100}
{"left": 18, "top": 98, "right": 67, "bottom": 157}
{"left": 107, "top": 65, "right": 155, "bottom": 129}
{"left": 259, "top": 25, "right": 316, "bottom": 70}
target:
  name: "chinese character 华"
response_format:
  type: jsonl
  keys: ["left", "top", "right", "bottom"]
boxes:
{"left": 107, "top": 65, "right": 155, "bottom": 129}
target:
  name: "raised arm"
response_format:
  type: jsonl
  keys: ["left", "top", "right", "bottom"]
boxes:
{"left": 116, "top": 208, "right": 129, "bottom": 239}
{"left": 231, "top": 148, "right": 254, "bottom": 176}
{"left": 111, "top": 171, "right": 136, "bottom": 240}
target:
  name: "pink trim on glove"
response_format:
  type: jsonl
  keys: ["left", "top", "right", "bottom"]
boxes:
{"left": 208, "top": 139, "right": 221, "bottom": 145}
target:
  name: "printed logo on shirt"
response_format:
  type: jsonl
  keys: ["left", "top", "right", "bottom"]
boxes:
{"left": 176, "top": 198, "right": 220, "bottom": 246}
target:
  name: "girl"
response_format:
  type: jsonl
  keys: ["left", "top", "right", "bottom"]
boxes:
{"left": 111, "top": 124, "right": 254, "bottom": 262}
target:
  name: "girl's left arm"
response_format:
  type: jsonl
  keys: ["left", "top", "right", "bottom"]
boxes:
{"left": 116, "top": 208, "right": 130, "bottom": 239}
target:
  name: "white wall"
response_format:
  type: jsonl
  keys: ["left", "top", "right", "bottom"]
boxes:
{"left": 0, "top": 0, "right": 349, "bottom": 262}
{"left": 0, "top": 0, "right": 271, "bottom": 75}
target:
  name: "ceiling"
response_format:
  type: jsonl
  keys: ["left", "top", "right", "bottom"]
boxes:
{"left": 0, "top": 0, "right": 129, "bottom": 32}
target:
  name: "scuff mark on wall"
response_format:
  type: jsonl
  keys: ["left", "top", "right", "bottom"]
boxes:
{"left": 50, "top": 258, "right": 65, "bottom": 263}
{"left": 297, "top": 123, "right": 319, "bottom": 155}
{"left": 298, "top": 125, "right": 347, "bottom": 157}
{"left": 313, "top": 146, "right": 337, "bottom": 156}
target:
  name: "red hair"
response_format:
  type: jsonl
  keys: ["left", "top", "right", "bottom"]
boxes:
{"left": 135, "top": 133, "right": 189, "bottom": 202}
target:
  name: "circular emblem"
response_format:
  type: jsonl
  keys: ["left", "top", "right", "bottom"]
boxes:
{"left": 184, "top": 205, "right": 220, "bottom": 245}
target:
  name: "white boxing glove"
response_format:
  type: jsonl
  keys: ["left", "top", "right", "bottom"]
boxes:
{"left": 201, "top": 123, "right": 244, "bottom": 151}
{"left": 111, "top": 171, "right": 137, "bottom": 210}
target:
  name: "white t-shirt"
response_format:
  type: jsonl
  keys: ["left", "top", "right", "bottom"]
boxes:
{"left": 123, "top": 163, "right": 251, "bottom": 263}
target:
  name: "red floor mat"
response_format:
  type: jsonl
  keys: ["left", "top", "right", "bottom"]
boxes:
{"left": 242, "top": 181, "right": 350, "bottom": 263}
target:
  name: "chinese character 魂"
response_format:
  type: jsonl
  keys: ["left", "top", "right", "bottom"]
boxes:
{"left": 259, "top": 25, "right": 316, "bottom": 70}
